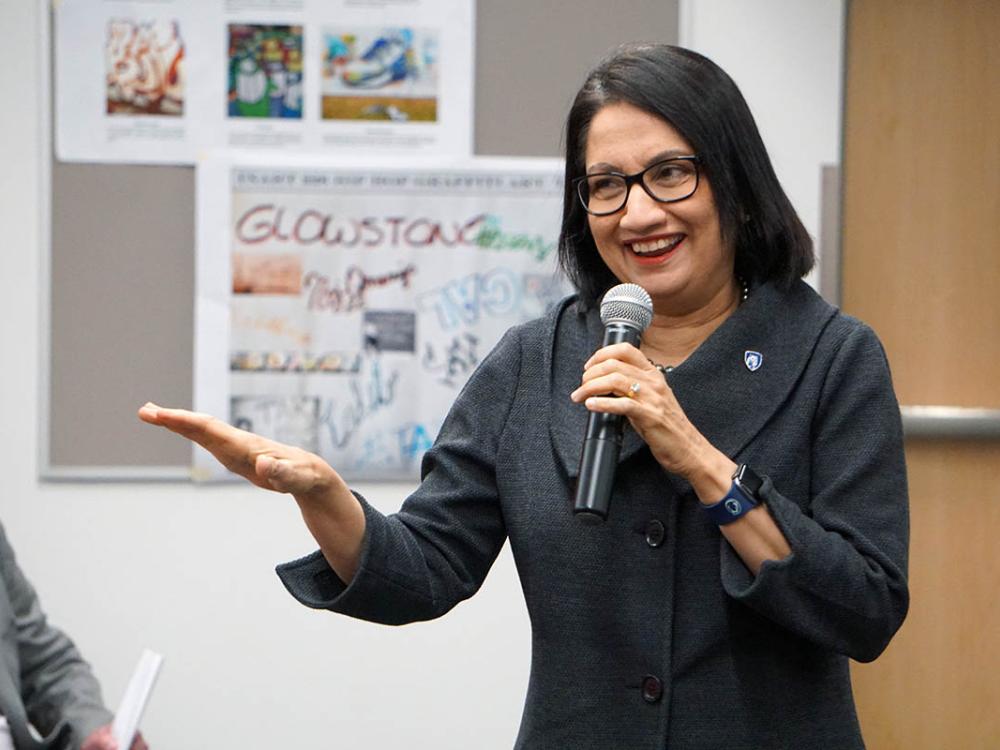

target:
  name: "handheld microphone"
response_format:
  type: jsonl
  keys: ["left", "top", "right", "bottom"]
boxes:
{"left": 574, "top": 283, "right": 654, "bottom": 524}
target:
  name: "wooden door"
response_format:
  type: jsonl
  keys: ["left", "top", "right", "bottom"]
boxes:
{"left": 842, "top": 1, "right": 1000, "bottom": 747}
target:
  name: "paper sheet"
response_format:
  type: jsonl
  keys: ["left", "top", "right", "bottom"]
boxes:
{"left": 111, "top": 649, "right": 163, "bottom": 748}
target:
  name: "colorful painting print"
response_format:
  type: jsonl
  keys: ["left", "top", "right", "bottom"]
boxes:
{"left": 105, "top": 19, "right": 184, "bottom": 116}
{"left": 321, "top": 28, "right": 439, "bottom": 122}
{"left": 227, "top": 24, "right": 304, "bottom": 119}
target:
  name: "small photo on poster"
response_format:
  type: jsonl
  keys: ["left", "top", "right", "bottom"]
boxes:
{"left": 106, "top": 19, "right": 185, "bottom": 116}
{"left": 231, "top": 395, "right": 320, "bottom": 452}
{"left": 321, "top": 28, "right": 439, "bottom": 122}
{"left": 232, "top": 253, "right": 302, "bottom": 295}
{"left": 362, "top": 310, "right": 417, "bottom": 353}
{"left": 227, "top": 24, "right": 304, "bottom": 119}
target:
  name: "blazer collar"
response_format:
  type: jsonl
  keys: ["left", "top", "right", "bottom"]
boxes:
{"left": 547, "top": 281, "right": 837, "bottom": 489}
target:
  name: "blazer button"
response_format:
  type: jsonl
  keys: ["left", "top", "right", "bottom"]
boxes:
{"left": 645, "top": 519, "right": 665, "bottom": 548}
{"left": 641, "top": 675, "right": 663, "bottom": 703}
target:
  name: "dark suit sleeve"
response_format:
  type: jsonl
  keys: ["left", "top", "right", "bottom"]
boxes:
{"left": 276, "top": 326, "right": 522, "bottom": 625}
{"left": 0, "top": 523, "right": 112, "bottom": 746}
{"left": 720, "top": 322, "right": 910, "bottom": 662}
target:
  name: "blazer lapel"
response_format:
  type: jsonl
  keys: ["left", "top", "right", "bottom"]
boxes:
{"left": 547, "top": 282, "right": 837, "bottom": 489}
{"left": 662, "top": 280, "right": 836, "bottom": 494}
{"left": 547, "top": 297, "right": 600, "bottom": 480}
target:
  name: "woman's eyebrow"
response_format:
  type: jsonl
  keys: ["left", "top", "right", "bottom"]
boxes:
{"left": 585, "top": 162, "right": 620, "bottom": 174}
{"left": 585, "top": 148, "right": 693, "bottom": 175}
{"left": 643, "top": 148, "right": 693, "bottom": 166}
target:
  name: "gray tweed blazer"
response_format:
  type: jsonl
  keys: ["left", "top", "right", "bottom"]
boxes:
{"left": 278, "top": 280, "right": 909, "bottom": 749}
{"left": 0, "top": 522, "right": 111, "bottom": 750}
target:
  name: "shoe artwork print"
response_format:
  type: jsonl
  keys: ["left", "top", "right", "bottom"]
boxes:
{"left": 321, "top": 27, "right": 439, "bottom": 122}
{"left": 342, "top": 34, "right": 414, "bottom": 88}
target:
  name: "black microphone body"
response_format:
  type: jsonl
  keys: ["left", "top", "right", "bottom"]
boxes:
{"left": 573, "top": 321, "right": 644, "bottom": 524}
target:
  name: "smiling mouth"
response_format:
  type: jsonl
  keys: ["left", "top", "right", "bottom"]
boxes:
{"left": 628, "top": 234, "right": 685, "bottom": 258}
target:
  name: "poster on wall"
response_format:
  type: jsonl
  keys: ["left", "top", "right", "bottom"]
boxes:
{"left": 195, "top": 153, "right": 570, "bottom": 481}
{"left": 54, "top": 0, "right": 474, "bottom": 164}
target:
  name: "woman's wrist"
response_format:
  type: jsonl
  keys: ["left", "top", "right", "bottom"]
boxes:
{"left": 293, "top": 468, "right": 353, "bottom": 517}
{"left": 684, "top": 442, "right": 737, "bottom": 506}
{"left": 293, "top": 472, "right": 366, "bottom": 584}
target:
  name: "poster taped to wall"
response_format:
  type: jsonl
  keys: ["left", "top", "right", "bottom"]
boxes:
{"left": 195, "top": 153, "right": 570, "bottom": 481}
{"left": 54, "top": 0, "right": 473, "bottom": 164}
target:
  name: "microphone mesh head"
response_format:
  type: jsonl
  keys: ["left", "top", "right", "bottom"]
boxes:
{"left": 600, "top": 283, "right": 653, "bottom": 332}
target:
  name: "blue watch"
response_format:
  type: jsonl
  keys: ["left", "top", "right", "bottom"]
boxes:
{"left": 702, "top": 464, "right": 764, "bottom": 525}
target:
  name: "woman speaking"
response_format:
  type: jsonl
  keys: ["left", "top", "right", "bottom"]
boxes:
{"left": 140, "top": 44, "right": 909, "bottom": 749}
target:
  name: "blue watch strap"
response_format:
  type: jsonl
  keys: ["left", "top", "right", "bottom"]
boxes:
{"left": 702, "top": 466, "right": 761, "bottom": 525}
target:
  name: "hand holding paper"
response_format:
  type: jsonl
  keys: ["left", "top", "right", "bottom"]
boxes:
{"left": 81, "top": 724, "right": 147, "bottom": 750}
{"left": 99, "top": 648, "right": 161, "bottom": 750}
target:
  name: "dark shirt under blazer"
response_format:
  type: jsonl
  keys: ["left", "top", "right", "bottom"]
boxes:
{"left": 277, "top": 280, "right": 910, "bottom": 749}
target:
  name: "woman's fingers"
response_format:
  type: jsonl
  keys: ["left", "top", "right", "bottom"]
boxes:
{"left": 136, "top": 402, "right": 164, "bottom": 424}
{"left": 583, "top": 341, "right": 648, "bottom": 370}
{"left": 578, "top": 393, "right": 637, "bottom": 416}
{"left": 138, "top": 404, "right": 351, "bottom": 531}
{"left": 139, "top": 404, "right": 256, "bottom": 457}
{"left": 573, "top": 354, "right": 676, "bottom": 437}
{"left": 139, "top": 403, "right": 242, "bottom": 447}
{"left": 140, "top": 402, "right": 290, "bottom": 488}
{"left": 571, "top": 371, "right": 641, "bottom": 402}
{"left": 577, "top": 357, "right": 629, "bottom": 386}
{"left": 572, "top": 348, "right": 706, "bottom": 478}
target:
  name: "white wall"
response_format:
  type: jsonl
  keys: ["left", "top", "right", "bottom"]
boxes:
{"left": 1, "top": 1, "right": 842, "bottom": 747}
{"left": 681, "top": 0, "right": 845, "bottom": 289}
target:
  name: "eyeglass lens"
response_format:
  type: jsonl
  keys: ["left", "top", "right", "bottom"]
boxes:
{"left": 579, "top": 159, "right": 697, "bottom": 215}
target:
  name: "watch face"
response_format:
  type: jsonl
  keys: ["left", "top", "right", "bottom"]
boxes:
{"left": 734, "top": 464, "right": 763, "bottom": 497}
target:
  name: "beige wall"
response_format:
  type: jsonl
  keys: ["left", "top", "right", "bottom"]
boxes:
{"left": 843, "top": 1, "right": 1000, "bottom": 747}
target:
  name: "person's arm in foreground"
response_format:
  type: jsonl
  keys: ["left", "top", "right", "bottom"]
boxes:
{"left": 137, "top": 403, "right": 365, "bottom": 584}
{"left": 0, "top": 525, "right": 147, "bottom": 749}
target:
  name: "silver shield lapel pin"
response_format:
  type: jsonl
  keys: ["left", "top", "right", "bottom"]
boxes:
{"left": 744, "top": 350, "right": 763, "bottom": 372}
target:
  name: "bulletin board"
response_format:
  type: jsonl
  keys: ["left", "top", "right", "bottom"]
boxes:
{"left": 43, "top": 0, "right": 679, "bottom": 479}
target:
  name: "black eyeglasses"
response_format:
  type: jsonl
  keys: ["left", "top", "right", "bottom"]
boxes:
{"left": 574, "top": 156, "right": 700, "bottom": 216}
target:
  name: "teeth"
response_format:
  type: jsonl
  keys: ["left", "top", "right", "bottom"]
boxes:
{"left": 631, "top": 235, "right": 683, "bottom": 255}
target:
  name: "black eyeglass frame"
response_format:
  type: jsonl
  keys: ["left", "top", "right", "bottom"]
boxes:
{"left": 573, "top": 155, "right": 701, "bottom": 216}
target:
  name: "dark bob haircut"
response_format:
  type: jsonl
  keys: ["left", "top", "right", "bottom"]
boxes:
{"left": 558, "top": 43, "right": 814, "bottom": 308}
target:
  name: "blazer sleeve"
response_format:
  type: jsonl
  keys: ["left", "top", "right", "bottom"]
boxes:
{"left": 0, "top": 524, "right": 112, "bottom": 746}
{"left": 276, "top": 326, "right": 522, "bottom": 625}
{"left": 720, "top": 321, "right": 910, "bottom": 662}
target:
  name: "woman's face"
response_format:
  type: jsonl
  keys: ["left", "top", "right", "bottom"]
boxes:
{"left": 583, "top": 102, "right": 735, "bottom": 314}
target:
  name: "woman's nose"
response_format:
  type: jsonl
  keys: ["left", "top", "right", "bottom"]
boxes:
{"left": 619, "top": 184, "right": 667, "bottom": 231}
